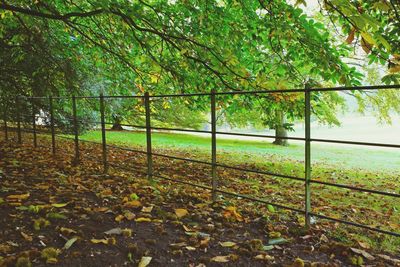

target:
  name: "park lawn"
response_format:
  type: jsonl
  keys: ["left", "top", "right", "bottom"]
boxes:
{"left": 79, "top": 129, "right": 400, "bottom": 172}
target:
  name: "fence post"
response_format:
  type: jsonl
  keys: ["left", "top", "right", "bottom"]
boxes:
{"left": 31, "top": 100, "right": 37, "bottom": 147}
{"left": 211, "top": 89, "right": 217, "bottom": 201}
{"left": 3, "top": 101, "right": 8, "bottom": 141}
{"left": 304, "top": 85, "right": 312, "bottom": 226}
{"left": 99, "top": 93, "right": 108, "bottom": 173}
{"left": 144, "top": 92, "right": 153, "bottom": 181}
{"left": 49, "top": 96, "right": 56, "bottom": 155}
{"left": 16, "top": 96, "right": 22, "bottom": 144}
{"left": 72, "top": 96, "right": 80, "bottom": 164}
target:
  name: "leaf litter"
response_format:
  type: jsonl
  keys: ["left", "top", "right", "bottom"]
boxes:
{"left": 0, "top": 134, "right": 399, "bottom": 266}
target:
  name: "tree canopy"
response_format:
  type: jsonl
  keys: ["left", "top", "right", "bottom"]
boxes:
{"left": 0, "top": 0, "right": 399, "bottom": 140}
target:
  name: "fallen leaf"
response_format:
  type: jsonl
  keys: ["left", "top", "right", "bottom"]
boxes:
{"left": 269, "top": 231, "right": 281, "bottom": 238}
{"left": 90, "top": 238, "right": 108, "bottom": 245}
{"left": 268, "top": 237, "right": 287, "bottom": 245}
{"left": 60, "top": 227, "right": 77, "bottom": 235}
{"left": 211, "top": 255, "right": 231, "bottom": 263}
{"left": 138, "top": 256, "right": 152, "bottom": 267}
{"left": 6, "top": 193, "right": 30, "bottom": 202}
{"left": 141, "top": 206, "right": 153, "bottom": 213}
{"left": 358, "top": 241, "right": 370, "bottom": 249}
{"left": 255, "top": 254, "right": 274, "bottom": 260}
{"left": 124, "top": 200, "right": 142, "bottom": 208}
{"left": 175, "top": 208, "right": 188, "bottom": 218}
{"left": 129, "top": 193, "right": 139, "bottom": 201}
{"left": 200, "top": 237, "right": 210, "bottom": 248}
{"left": 90, "top": 238, "right": 116, "bottom": 245}
{"left": 115, "top": 215, "right": 125, "bottom": 222}
{"left": 262, "top": 245, "right": 274, "bottom": 251}
{"left": 377, "top": 254, "right": 400, "bottom": 264}
{"left": 350, "top": 247, "right": 375, "bottom": 261}
{"left": 135, "top": 217, "right": 151, "bottom": 222}
{"left": 63, "top": 237, "right": 78, "bottom": 250}
{"left": 320, "top": 234, "right": 329, "bottom": 243}
{"left": 51, "top": 203, "right": 68, "bottom": 208}
{"left": 124, "top": 211, "right": 136, "bottom": 220}
{"left": 223, "top": 206, "right": 243, "bottom": 221}
{"left": 20, "top": 231, "right": 32, "bottom": 242}
{"left": 104, "top": 228, "right": 122, "bottom": 235}
{"left": 267, "top": 204, "right": 275, "bottom": 213}
{"left": 219, "top": 241, "right": 236, "bottom": 247}
{"left": 46, "top": 212, "right": 67, "bottom": 220}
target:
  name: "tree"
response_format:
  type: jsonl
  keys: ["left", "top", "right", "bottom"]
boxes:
{"left": 0, "top": 0, "right": 398, "bottom": 143}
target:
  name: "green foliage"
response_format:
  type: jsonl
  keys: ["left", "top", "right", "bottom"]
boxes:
{"left": 0, "top": 0, "right": 398, "bottom": 132}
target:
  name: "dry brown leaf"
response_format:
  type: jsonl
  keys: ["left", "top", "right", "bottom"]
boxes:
{"left": 20, "top": 231, "right": 32, "bottom": 242}
{"left": 60, "top": 227, "right": 77, "bottom": 235}
{"left": 223, "top": 206, "right": 243, "bottom": 221}
{"left": 124, "top": 200, "right": 142, "bottom": 208}
{"left": 211, "top": 255, "right": 231, "bottom": 263}
{"left": 255, "top": 254, "right": 274, "bottom": 261}
{"left": 350, "top": 247, "right": 375, "bottom": 261}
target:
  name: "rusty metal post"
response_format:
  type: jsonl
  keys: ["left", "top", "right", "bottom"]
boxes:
{"left": 31, "top": 100, "right": 37, "bottom": 147}
{"left": 72, "top": 96, "right": 80, "bottom": 164}
{"left": 16, "top": 96, "right": 22, "bottom": 144}
{"left": 304, "top": 85, "right": 312, "bottom": 226}
{"left": 211, "top": 89, "right": 217, "bottom": 201}
{"left": 99, "top": 93, "right": 108, "bottom": 173}
{"left": 49, "top": 96, "right": 56, "bottom": 155}
{"left": 144, "top": 92, "right": 153, "bottom": 181}
{"left": 3, "top": 101, "right": 8, "bottom": 141}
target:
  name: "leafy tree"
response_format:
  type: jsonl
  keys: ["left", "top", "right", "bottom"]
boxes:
{"left": 0, "top": 0, "right": 398, "bottom": 144}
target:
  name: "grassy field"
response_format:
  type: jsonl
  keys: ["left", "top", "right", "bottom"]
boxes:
{"left": 79, "top": 130, "right": 400, "bottom": 172}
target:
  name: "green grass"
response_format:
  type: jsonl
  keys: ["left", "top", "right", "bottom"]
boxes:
{"left": 79, "top": 130, "right": 400, "bottom": 172}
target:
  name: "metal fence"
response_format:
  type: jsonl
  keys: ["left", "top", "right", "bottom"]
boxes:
{"left": 1, "top": 84, "right": 400, "bottom": 237}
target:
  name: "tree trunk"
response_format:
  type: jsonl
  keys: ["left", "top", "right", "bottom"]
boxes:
{"left": 111, "top": 116, "right": 124, "bottom": 131}
{"left": 273, "top": 110, "right": 288, "bottom": 146}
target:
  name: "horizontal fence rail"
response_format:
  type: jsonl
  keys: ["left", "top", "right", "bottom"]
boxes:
{"left": 1, "top": 84, "right": 400, "bottom": 238}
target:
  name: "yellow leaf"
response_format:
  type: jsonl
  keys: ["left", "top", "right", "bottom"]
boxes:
{"left": 93, "top": 207, "right": 110, "bottom": 212}
{"left": 175, "top": 208, "right": 188, "bottom": 218}
{"left": 124, "top": 211, "right": 136, "bottom": 221}
{"left": 6, "top": 193, "right": 30, "bottom": 201}
{"left": 60, "top": 227, "right": 77, "bottom": 235}
{"left": 135, "top": 217, "right": 151, "bottom": 222}
{"left": 389, "top": 65, "right": 400, "bottom": 73}
{"left": 90, "top": 238, "right": 116, "bottom": 245}
{"left": 361, "top": 31, "right": 376, "bottom": 45}
{"left": 223, "top": 206, "right": 243, "bottom": 221}
{"left": 141, "top": 206, "right": 153, "bottom": 213}
{"left": 255, "top": 254, "right": 274, "bottom": 261}
{"left": 219, "top": 241, "right": 237, "bottom": 247}
{"left": 211, "top": 255, "right": 231, "bottom": 263}
{"left": 124, "top": 200, "right": 142, "bottom": 208}
{"left": 115, "top": 215, "right": 125, "bottom": 222}
{"left": 138, "top": 256, "right": 152, "bottom": 267}
{"left": 91, "top": 238, "right": 108, "bottom": 244}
